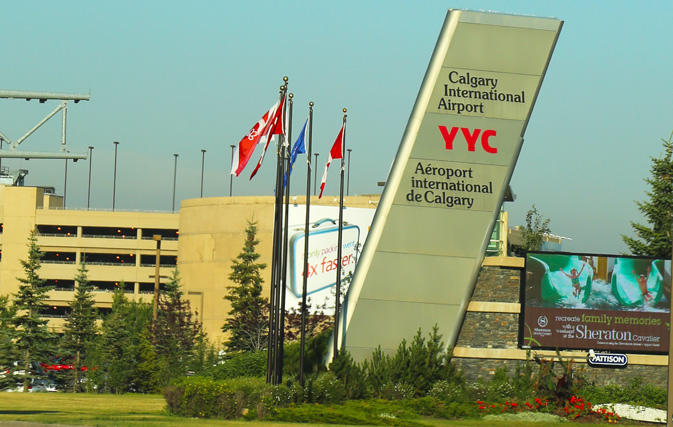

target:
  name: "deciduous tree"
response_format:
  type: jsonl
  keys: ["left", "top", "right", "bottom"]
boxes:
{"left": 521, "top": 205, "right": 551, "bottom": 252}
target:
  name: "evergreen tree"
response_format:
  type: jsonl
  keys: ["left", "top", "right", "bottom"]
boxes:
{"left": 88, "top": 283, "right": 155, "bottom": 393}
{"left": 622, "top": 133, "right": 673, "bottom": 257}
{"left": 62, "top": 263, "right": 97, "bottom": 393}
{"left": 12, "top": 230, "right": 54, "bottom": 392}
{"left": 0, "top": 295, "right": 18, "bottom": 390}
{"left": 152, "top": 269, "right": 202, "bottom": 387}
{"left": 132, "top": 330, "right": 161, "bottom": 394}
{"left": 222, "top": 221, "right": 269, "bottom": 352}
{"left": 521, "top": 205, "right": 551, "bottom": 251}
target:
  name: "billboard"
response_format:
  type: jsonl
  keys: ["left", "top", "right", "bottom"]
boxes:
{"left": 520, "top": 252, "right": 671, "bottom": 354}
{"left": 284, "top": 204, "right": 375, "bottom": 315}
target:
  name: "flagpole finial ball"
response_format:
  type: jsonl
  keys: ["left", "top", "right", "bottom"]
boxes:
{"left": 289, "top": 93, "right": 294, "bottom": 99}
{"left": 280, "top": 85, "right": 286, "bottom": 91}
{"left": 309, "top": 101, "right": 314, "bottom": 107}
{"left": 283, "top": 76, "right": 288, "bottom": 82}
{"left": 343, "top": 108, "right": 347, "bottom": 113}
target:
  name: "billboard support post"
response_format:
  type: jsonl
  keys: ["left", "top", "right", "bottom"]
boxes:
{"left": 668, "top": 236, "right": 673, "bottom": 427}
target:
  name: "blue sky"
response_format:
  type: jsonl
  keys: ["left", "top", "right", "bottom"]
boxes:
{"left": 1, "top": 1, "right": 672, "bottom": 254}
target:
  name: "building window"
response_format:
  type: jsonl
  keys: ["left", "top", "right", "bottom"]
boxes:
{"left": 39, "top": 305, "right": 71, "bottom": 318}
{"left": 36, "top": 225, "right": 77, "bottom": 237}
{"left": 42, "top": 252, "right": 76, "bottom": 264}
{"left": 45, "top": 279, "right": 75, "bottom": 291}
{"left": 90, "top": 281, "right": 133, "bottom": 293}
{"left": 140, "top": 254, "right": 177, "bottom": 267}
{"left": 82, "top": 226, "right": 137, "bottom": 239}
{"left": 81, "top": 253, "right": 135, "bottom": 266}
{"left": 138, "top": 282, "right": 167, "bottom": 294}
{"left": 97, "top": 307, "right": 112, "bottom": 318}
{"left": 141, "top": 228, "right": 178, "bottom": 241}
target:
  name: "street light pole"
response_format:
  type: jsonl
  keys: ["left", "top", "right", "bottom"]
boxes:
{"left": 63, "top": 159, "right": 68, "bottom": 208}
{"left": 347, "top": 148, "right": 352, "bottom": 196}
{"left": 112, "top": 141, "right": 119, "bottom": 211}
{"left": 230, "top": 144, "right": 235, "bottom": 197}
{"left": 200, "top": 149, "right": 206, "bottom": 197}
{"left": 313, "top": 153, "right": 319, "bottom": 195}
{"left": 152, "top": 235, "right": 162, "bottom": 324}
{"left": 87, "top": 146, "right": 94, "bottom": 209}
{"left": 172, "top": 154, "right": 179, "bottom": 213}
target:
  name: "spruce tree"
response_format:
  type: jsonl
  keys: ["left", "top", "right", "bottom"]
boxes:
{"left": 222, "top": 220, "right": 269, "bottom": 352}
{"left": 623, "top": 133, "right": 673, "bottom": 258}
{"left": 12, "top": 230, "right": 54, "bottom": 391}
{"left": 152, "top": 269, "right": 202, "bottom": 386}
{"left": 62, "top": 262, "right": 97, "bottom": 393}
{"left": 0, "top": 295, "right": 17, "bottom": 390}
{"left": 88, "top": 283, "right": 154, "bottom": 394}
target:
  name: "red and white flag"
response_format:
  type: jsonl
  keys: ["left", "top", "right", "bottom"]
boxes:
{"left": 319, "top": 124, "right": 344, "bottom": 199}
{"left": 230, "top": 99, "right": 281, "bottom": 177}
{"left": 249, "top": 96, "right": 285, "bottom": 179}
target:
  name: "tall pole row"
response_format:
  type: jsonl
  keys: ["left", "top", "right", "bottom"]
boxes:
{"left": 112, "top": 141, "right": 119, "bottom": 211}
{"left": 299, "top": 102, "right": 314, "bottom": 386}
{"left": 333, "top": 109, "right": 347, "bottom": 361}
{"left": 87, "top": 146, "right": 94, "bottom": 209}
{"left": 267, "top": 77, "right": 288, "bottom": 384}
{"left": 275, "top": 92, "right": 293, "bottom": 384}
{"left": 200, "top": 149, "right": 206, "bottom": 198}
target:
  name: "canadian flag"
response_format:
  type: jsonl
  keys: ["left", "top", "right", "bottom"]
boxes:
{"left": 249, "top": 96, "right": 285, "bottom": 179}
{"left": 319, "top": 124, "right": 344, "bottom": 199}
{"left": 230, "top": 98, "right": 283, "bottom": 177}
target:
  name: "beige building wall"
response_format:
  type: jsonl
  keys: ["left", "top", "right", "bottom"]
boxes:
{"left": 0, "top": 186, "right": 379, "bottom": 344}
{"left": 0, "top": 186, "right": 179, "bottom": 330}
{"left": 178, "top": 195, "right": 380, "bottom": 344}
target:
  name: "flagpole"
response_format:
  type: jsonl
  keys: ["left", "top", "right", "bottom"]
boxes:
{"left": 300, "top": 102, "right": 314, "bottom": 386}
{"left": 333, "top": 108, "right": 347, "bottom": 362}
{"left": 267, "top": 78, "right": 288, "bottom": 384}
{"left": 271, "top": 89, "right": 287, "bottom": 384}
{"left": 276, "top": 93, "right": 293, "bottom": 384}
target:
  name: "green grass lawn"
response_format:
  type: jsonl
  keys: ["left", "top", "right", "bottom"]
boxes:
{"left": 0, "top": 393, "right": 626, "bottom": 426}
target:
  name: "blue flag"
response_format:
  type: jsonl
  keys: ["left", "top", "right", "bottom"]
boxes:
{"left": 290, "top": 120, "right": 307, "bottom": 169}
{"left": 284, "top": 120, "right": 307, "bottom": 187}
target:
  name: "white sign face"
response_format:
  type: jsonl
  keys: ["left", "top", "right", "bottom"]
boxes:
{"left": 283, "top": 204, "right": 375, "bottom": 315}
{"left": 336, "top": 10, "right": 563, "bottom": 363}
{"left": 288, "top": 222, "right": 361, "bottom": 297}
{"left": 588, "top": 353, "right": 628, "bottom": 367}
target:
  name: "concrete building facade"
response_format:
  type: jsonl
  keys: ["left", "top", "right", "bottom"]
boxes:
{"left": 0, "top": 185, "right": 665, "bottom": 386}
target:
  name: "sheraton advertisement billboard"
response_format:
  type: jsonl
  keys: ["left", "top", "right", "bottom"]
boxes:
{"left": 520, "top": 252, "right": 671, "bottom": 354}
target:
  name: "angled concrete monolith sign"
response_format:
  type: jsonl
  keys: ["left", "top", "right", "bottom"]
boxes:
{"left": 331, "top": 9, "right": 563, "bottom": 362}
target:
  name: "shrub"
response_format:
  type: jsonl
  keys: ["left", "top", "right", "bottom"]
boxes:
{"left": 378, "top": 381, "right": 415, "bottom": 400}
{"left": 510, "top": 356, "right": 535, "bottom": 400}
{"left": 428, "top": 379, "right": 468, "bottom": 403}
{"left": 361, "top": 325, "right": 462, "bottom": 400}
{"left": 312, "top": 371, "right": 347, "bottom": 404}
{"left": 164, "top": 375, "right": 270, "bottom": 419}
{"left": 485, "top": 366, "right": 514, "bottom": 402}
{"left": 580, "top": 376, "right": 667, "bottom": 409}
{"left": 205, "top": 350, "right": 267, "bottom": 380}
{"left": 330, "top": 348, "right": 369, "bottom": 399}
{"left": 282, "top": 329, "right": 331, "bottom": 379}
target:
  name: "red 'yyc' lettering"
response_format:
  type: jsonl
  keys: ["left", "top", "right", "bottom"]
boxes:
{"left": 438, "top": 126, "right": 497, "bottom": 154}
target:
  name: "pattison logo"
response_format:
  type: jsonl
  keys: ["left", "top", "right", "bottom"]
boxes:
{"left": 438, "top": 126, "right": 497, "bottom": 154}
